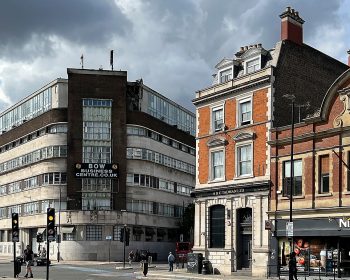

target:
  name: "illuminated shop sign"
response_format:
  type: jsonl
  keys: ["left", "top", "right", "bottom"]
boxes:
{"left": 338, "top": 218, "right": 350, "bottom": 228}
{"left": 75, "top": 163, "right": 119, "bottom": 178}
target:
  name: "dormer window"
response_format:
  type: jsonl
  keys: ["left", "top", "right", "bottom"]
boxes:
{"left": 219, "top": 68, "right": 232, "bottom": 83}
{"left": 245, "top": 57, "right": 260, "bottom": 74}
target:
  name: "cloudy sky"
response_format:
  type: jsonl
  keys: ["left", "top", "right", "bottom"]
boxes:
{"left": 0, "top": 0, "right": 349, "bottom": 112}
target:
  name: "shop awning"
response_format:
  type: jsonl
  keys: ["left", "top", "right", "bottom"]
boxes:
{"left": 60, "top": 227, "right": 75, "bottom": 234}
{"left": 133, "top": 227, "right": 144, "bottom": 235}
{"left": 37, "top": 228, "right": 46, "bottom": 234}
{"left": 157, "top": 228, "right": 167, "bottom": 236}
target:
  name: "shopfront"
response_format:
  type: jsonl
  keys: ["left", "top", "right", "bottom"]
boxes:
{"left": 269, "top": 218, "right": 350, "bottom": 277}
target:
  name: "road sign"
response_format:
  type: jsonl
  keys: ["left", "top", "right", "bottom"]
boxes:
{"left": 106, "top": 236, "right": 112, "bottom": 240}
{"left": 286, "top": 222, "right": 293, "bottom": 237}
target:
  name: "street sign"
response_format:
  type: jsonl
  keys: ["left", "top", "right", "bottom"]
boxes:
{"left": 286, "top": 222, "right": 293, "bottom": 237}
{"left": 106, "top": 235, "right": 112, "bottom": 240}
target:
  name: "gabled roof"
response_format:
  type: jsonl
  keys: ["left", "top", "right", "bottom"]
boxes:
{"left": 215, "top": 58, "right": 237, "bottom": 70}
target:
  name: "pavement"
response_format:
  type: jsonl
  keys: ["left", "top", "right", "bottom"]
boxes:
{"left": 2, "top": 256, "right": 349, "bottom": 280}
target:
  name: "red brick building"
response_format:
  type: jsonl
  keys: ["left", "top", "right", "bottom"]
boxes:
{"left": 269, "top": 69, "right": 350, "bottom": 276}
{"left": 192, "top": 7, "right": 348, "bottom": 276}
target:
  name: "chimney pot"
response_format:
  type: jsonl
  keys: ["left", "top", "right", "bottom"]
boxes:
{"left": 280, "top": 7, "right": 304, "bottom": 45}
{"left": 244, "top": 46, "right": 248, "bottom": 50}
{"left": 240, "top": 46, "right": 244, "bottom": 51}
{"left": 258, "top": 43, "right": 262, "bottom": 48}
{"left": 347, "top": 50, "right": 350, "bottom": 66}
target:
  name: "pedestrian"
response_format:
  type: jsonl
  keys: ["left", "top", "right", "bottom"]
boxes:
{"left": 135, "top": 249, "right": 140, "bottom": 262}
{"left": 168, "top": 252, "right": 175, "bottom": 272}
{"left": 23, "top": 245, "right": 34, "bottom": 278}
{"left": 128, "top": 250, "right": 134, "bottom": 265}
{"left": 140, "top": 251, "right": 148, "bottom": 276}
{"left": 289, "top": 251, "right": 298, "bottom": 280}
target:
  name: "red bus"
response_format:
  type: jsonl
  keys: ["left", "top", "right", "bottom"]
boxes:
{"left": 175, "top": 242, "right": 193, "bottom": 263}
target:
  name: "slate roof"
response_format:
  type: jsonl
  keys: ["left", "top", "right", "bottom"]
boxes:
{"left": 273, "top": 40, "right": 349, "bottom": 127}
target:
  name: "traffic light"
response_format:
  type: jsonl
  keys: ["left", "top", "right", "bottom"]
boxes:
{"left": 120, "top": 228, "right": 124, "bottom": 243}
{"left": 125, "top": 228, "right": 130, "bottom": 246}
{"left": 36, "top": 233, "right": 43, "bottom": 243}
{"left": 47, "top": 208, "right": 56, "bottom": 241}
{"left": 12, "top": 213, "right": 19, "bottom": 242}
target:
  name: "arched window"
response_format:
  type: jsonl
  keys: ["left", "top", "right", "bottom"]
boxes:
{"left": 210, "top": 205, "right": 225, "bottom": 248}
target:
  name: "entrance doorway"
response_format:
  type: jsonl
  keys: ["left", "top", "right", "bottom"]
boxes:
{"left": 236, "top": 208, "right": 252, "bottom": 270}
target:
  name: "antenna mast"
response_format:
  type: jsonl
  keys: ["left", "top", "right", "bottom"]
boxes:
{"left": 80, "top": 54, "right": 84, "bottom": 69}
{"left": 110, "top": 50, "right": 114, "bottom": 71}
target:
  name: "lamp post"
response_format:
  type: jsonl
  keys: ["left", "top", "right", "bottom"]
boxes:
{"left": 57, "top": 185, "right": 62, "bottom": 262}
{"left": 283, "top": 94, "right": 295, "bottom": 254}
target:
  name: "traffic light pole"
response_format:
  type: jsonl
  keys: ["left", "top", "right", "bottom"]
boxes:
{"left": 46, "top": 240, "right": 50, "bottom": 280}
{"left": 13, "top": 241, "right": 16, "bottom": 278}
{"left": 123, "top": 225, "right": 126, "bottom": 268}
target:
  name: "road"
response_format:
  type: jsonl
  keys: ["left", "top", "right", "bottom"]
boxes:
{"left": 0, "top": 261, "right": 139, "bottom": 280}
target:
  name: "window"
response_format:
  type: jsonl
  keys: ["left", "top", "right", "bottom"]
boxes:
{"left": 212, "top": 107, "right": 223, "bottom": 132}
{"left": 113, "top": 225, "right": 123, "bottom": 241}
{"left": 238, "top": 99, "right": 252, "bottom": 126}
{"left": 86, "top": 225, "right": 102, "bottom": 240}
{"left": 245, "top": 57, "right": 260, "bottom": 74}
{"left": 283, "top": 159, "right": 303, "bottom": 197}
{"left": 211, "top": 150, "right": 224, "bottom": 180}
{"left": 319, "top": 155, "right": 329, "bottom": 193}
{"left": 210, "top": 205, "right": 225, "bottom": 248}
{"left": 219, "top": 68, "right": 232, "bottom": 83}
{"left": 237, "top": 144, "right": 252, "bottom": 176}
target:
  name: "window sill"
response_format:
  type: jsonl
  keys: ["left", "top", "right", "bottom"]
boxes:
{"left": 234, "top": 175, "right": 254, "bottom": 180}
{"left": 280, "top": 195, "right": 305, "bottom": 200}
{"left": 343, "top": 191, "right": 350, "bottom": 195}
{"left": 315, "top": 193, "right": 333, "bottom": 197}
{"left": 208, "top": 178, "right": 226, "bottom": 184}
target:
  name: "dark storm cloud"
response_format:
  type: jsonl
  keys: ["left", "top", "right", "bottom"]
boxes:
{"left": 0, "top": 0, "right": 130, "bottom": 61}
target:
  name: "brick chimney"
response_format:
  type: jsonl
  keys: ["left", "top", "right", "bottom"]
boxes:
{"left": 347, "top": 50, "right": 350, "bottom": 66}
{"left": 280, "top": 7, "right": 305, "bottom": 45}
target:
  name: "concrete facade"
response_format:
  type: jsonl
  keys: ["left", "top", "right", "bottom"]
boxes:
{"left": 0, "top": 69, "right": 195, "bottom": 261}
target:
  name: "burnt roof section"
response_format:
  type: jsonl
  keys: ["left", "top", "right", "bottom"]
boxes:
{"left": 273, "top": 40, "right": 349, "bottom": 127}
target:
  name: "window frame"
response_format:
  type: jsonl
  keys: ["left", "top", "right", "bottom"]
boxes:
{"left": 245, "top": 56, "right": 261, "bottom": 74}
{"left": 237, "top": 96, "right": 252, "bottom": 127}
{"left": 319, "top": 155, "right": 330, "bottom": 194}
{"left": 236, "top": 142, "right": 253, "bottom": 177}
{"left": 209, "top": 205, "right": 225, "bottom": 248}
{"left": 211, "top": 105, "right": 224, "bottom": 133}
{"left": 210, "top": 149, "right": 225, "bottom": 181}
{"left": 282, "top": 159, "right": 303, "bottom": 197}
{"left": 218, "top": 67, "right": 233, "bottom": 83}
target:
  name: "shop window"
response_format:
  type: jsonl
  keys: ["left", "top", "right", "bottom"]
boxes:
{"left": 145, "top": 227, "right": 155, "bottom": 242}
{"left": 209, "top": 205, "right": 225, "bottom": 248}
{"left": 283, "top": 160, "right": 303, "bottom": 197}
{"left": 319, "top": 155, "right": 329, "bottom": 194}
{"left": 133, "top": 226, "right": 143, "bottom": 241}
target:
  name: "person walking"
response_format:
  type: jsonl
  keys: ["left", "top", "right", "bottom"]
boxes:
{"left": 128, "top": 250, "right": 134, "bottom": 265}
{"left": 289, "top": 251, "right": 298, "bottom": 280}
{"left": 23, "top": 245, "right": 34, "bottom": 278}
{"left": 140, "top": 251, "right": 148, "bottom": 277}
{"left": 168, "top": 252, "right": 175, "bottom": 272}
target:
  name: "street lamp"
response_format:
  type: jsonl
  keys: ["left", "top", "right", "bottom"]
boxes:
{"left": 283, "top": 94, "right": 295, "bottom": 254}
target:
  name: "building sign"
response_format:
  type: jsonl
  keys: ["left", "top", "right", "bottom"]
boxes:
{"left": 192, "top": 183, "right": 269, "bottom": 198}
{"left": 338, "top": 218, "right": 350, "bottom": 228}
{"left": 75, "top": 163, "right": 119, "bottom": 178}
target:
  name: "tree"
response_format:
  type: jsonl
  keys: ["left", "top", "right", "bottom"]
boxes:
{"left": 178, "top": 203, "right": 195, "bottom": 242}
